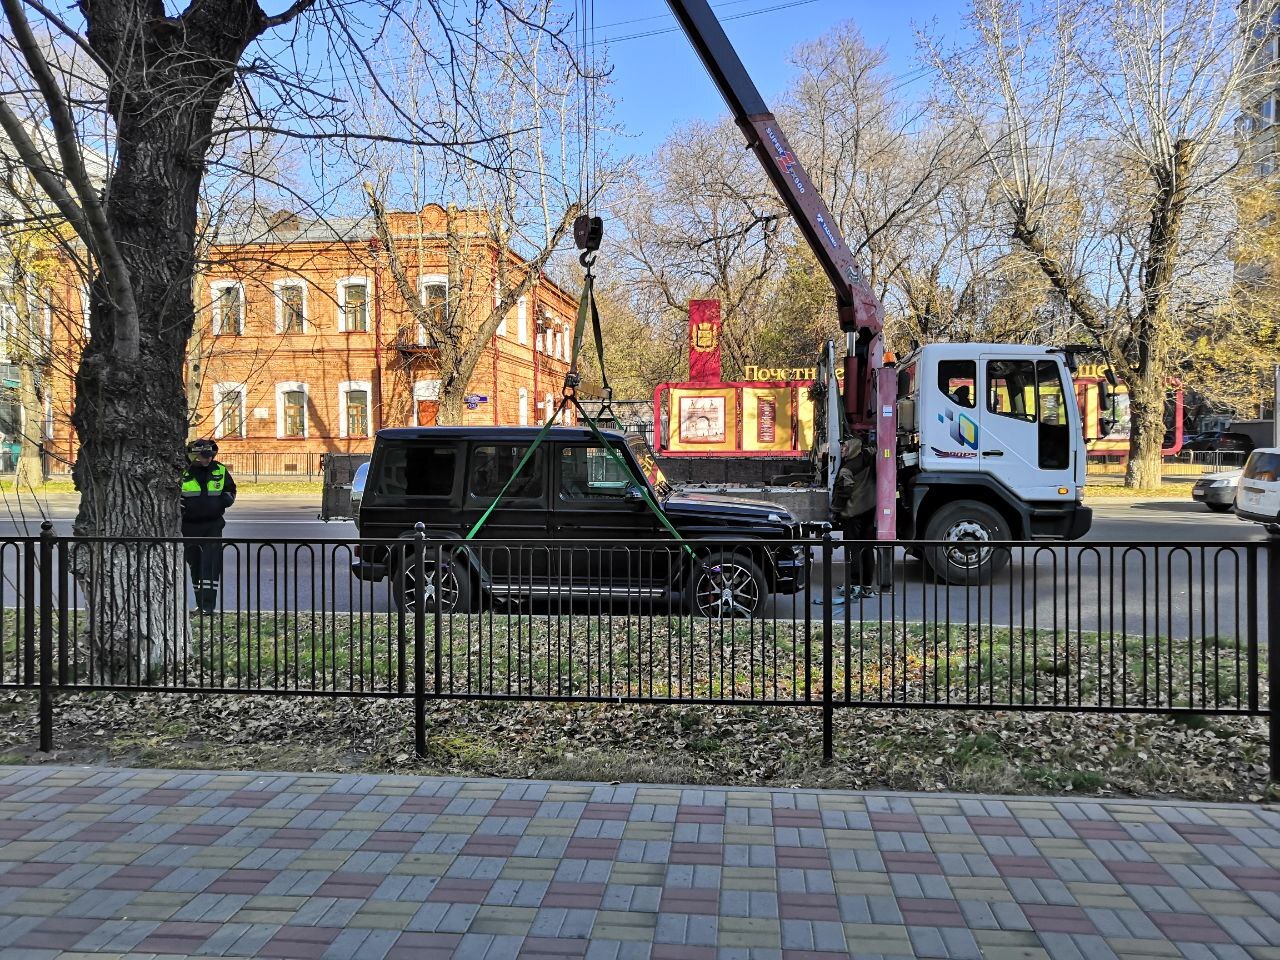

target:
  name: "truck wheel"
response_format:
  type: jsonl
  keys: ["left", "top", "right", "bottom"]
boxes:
{"left": 922, "top": 501, "right": 1012, "bottom": 585}
{"left": 395, "top": 554, "right": 474, "bottom": 613}
{"left": 689, "top": 551, "right": 768, "bottom": 618}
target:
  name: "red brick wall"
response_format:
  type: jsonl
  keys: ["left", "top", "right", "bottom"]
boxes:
{"left": 42, "top": 207, "right": 582, "bottom": 464}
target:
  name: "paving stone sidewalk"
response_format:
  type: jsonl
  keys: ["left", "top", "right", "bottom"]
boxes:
{"left": 1, "top": 766, "right": 1279, "bottom": 960}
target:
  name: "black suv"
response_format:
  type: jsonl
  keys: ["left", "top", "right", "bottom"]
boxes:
{"left": 352, "top": 426, "right": 808, "bottom": 615}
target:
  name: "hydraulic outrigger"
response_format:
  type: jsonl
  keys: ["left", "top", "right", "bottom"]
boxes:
{"left": 665, "top": 0, "right": 898, "bottom": 541}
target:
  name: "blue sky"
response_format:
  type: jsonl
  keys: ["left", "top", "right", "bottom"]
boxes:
{"left": 600, "top": 0, "right": 966, "bottom": 155}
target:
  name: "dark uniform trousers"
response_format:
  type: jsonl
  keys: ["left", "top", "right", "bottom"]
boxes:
{"left": 182, "top": 519, "right": 225, "bottom": 613}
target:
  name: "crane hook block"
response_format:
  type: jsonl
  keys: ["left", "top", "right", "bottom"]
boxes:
{"left": 574, "top": 214, "right": 603, "bottom": 254}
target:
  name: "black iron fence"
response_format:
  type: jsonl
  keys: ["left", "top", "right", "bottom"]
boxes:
{"left": 0, "top": 526, "right": 1275, "bottom": 775}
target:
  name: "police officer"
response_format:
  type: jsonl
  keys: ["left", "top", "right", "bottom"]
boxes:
{"left": 181, "top": 439, "right": 236, "bottom": 614}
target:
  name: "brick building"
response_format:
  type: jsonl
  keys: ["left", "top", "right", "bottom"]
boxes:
{"left": 44, "top": 204, "right": 580, "bottom": 467}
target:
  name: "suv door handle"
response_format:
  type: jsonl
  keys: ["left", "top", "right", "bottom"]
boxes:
{"left": 983, "top": 450, "right": 1004, "bottom": 457}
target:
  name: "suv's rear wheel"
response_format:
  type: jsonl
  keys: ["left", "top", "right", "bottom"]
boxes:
{"left": 689, "top": 551, "right": 768, "bottom": 618}
{"left": 922, "top": 501, "right": 1012, "bottom": 585}
{"left": 394, "top": 554, "right": 474, "bottom": 613}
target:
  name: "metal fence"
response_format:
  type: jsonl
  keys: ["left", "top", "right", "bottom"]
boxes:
{"left": 0, "top": 526, "right": 1275, "bottom": 775}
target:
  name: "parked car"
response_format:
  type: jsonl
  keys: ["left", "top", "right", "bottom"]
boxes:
{"left": 351, "top": 426, "right": 808, "bottom": 615}
{"left": 1182, "top": 431, "right": 1255, "bottom": 453}
{"left": 350, "top": 460, "right": 369, "bottom": 514}
{"left": 1191, "top": 471, "right": 1240, "bottom": 512}
{"left": 1234, "top": 448, "right": 1280, "bottom": 536}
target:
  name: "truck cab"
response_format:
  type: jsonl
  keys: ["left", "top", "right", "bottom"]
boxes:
{"left": 894, "top": 344, "right": 1092, "bottom": 582}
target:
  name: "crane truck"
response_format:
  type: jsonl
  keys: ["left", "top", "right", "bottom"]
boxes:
{"left": 665, "top": 0, "right": 1095, "bottom": 583}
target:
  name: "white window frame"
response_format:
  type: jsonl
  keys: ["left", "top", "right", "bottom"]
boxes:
{"left": 418, "top": 274, "right": 448, "bottom": 345}
{"left": 337, "top": 379, "right": 373, "bottom": 439}
{"left": 517, "top": 296, "right": 528, "bottom": 345}
{"left": 336, "top": 276, "right": 371, "bottom": 333}
{"left": 80, "top": 282, "right": 90, "bottom": 336}
{"left": 554, "top": 323, "right": 564, "bottom": 361}
{"left": 213, "top": 381, "right": 248, "bottom": 439}
{"left": 273, "top": 279, "right": 307, "bottom": 334}
{"left": 210, "top": 280, "right": 244, "bottom": 336}
{"left": 275, "top": 381, "right": 309, "bottom": 439}
{"left": 544, "top": 392, "right": 553, "bottom": 424}
{"left": 518, "top": 387, "right": 529, "bottom": 425}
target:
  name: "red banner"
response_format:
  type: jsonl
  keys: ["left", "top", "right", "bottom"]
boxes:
{"left": 688, "top": 300, "right": 722, "bottom": 383}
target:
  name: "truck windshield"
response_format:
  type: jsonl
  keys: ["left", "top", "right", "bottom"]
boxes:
{"left": 627, "top": 436, "right": 672, "bottom": 500}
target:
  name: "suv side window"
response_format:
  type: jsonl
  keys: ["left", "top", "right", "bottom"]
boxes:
{"left": 371, "top": 442, "right": 458, "bottom": 499}
{"left": 560, "top": 445, "right": 634, "bottom": 499}
{"left": 469, "top": 444, "right": 545, "bottom": 501}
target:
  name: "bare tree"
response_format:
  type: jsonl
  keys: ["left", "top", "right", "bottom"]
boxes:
{"left": 928, "top": 0, "right": 1253, "bottom": 486}
{"left": 616, "top": 118, "right": 784, "bottom": 380}
{"left": 0, "top": 0, "right": 572, "bottom": 678}
{"left": 358, "top": 0, "right": 592, "bottom": 425}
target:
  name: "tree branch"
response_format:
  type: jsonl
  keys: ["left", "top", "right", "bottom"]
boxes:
{"left": 1, "top": 0, "right": 138, "bottom": 359}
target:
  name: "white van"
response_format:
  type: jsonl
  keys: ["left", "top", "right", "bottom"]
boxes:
{"left": 1234, "top": 448, "right": 1280, "bottom": 535}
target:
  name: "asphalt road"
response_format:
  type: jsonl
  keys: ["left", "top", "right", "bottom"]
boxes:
{"left": 0, "top": 493, "right": 1267, "bottom": 642}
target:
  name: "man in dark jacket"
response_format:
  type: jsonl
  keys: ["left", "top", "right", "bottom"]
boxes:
{"left": 181, "top": 439, "right": 236, "bottom": 614}
{"left": 828, "top": 435, "right": 877, "bottom": 603}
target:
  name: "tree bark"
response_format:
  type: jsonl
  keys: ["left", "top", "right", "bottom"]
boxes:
{"left": 63, "top": 0, "right": 303, "bottom": 680}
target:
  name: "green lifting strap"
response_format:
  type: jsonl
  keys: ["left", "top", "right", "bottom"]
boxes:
{"left": 463, "top": 264, "right": 693, "bottom": 558}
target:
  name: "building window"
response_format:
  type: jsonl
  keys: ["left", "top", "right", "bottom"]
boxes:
{"left": 211, "top": 281, "right": 243, "bottom": 336}
{"left": 0, "top": 284, "right": 15, "bottom": 342}
{"left": 337, "top": 278, "right": 369, "bottom": 333}
{"left": 518, "top": 387, "right": 529, "bottom": 425}
{"left": 81, "top": 282, "right": 90, "bottom": 336}
{"left": 418, "top": 275, "right": 447, "bottom": 345}
{"left": 517, "top": 296, "right": 528, "bottom": 344}
{"left": 213, "top": 383, "right": 246, "bottom": 439}
{"left": 274, "top": 280, "right": 306, "bottom": 334}
{"left": 275, "top": 381, "right": 308, "bottom": 438}
{"left": 338, "top": 380, "right": 373, "bottom": 438}
{"left": 544, "top": 392, "right": 553, "bottom": 424}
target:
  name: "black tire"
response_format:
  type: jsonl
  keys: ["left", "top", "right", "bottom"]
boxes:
{"left": 922, "top": 500, "right": 1012, "bottom": 585}
{"left": 394, "top": 552, "right": 474, "bottom": 613}
{"left": 688, "top": 550, "right": 768, "bottom": 618}
{"left": 1206, "top": 502, "right": 1232, "bottom": 513}
{"left": 1266, "top": 524, "right": 1280, "bottom": 539}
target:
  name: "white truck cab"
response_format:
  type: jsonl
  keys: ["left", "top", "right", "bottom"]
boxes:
{"left": 893, "top": 343, "right": 1092, "bottom": 582}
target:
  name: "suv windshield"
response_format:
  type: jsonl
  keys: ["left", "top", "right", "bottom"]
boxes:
{"left": 627, "top": 435, "right": 671, "bottom": 500}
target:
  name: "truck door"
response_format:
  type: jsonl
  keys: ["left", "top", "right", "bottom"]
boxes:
{"left": 979, "top": 356, "right": 1076, "bottom": 500}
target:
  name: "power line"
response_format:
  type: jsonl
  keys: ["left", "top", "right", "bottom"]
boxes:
{"left": 591, "top": 0, "right": 827, "bottom": 45}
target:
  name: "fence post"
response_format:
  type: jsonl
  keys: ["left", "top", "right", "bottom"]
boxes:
{"left": 38, "top": 521, "right": 54, "bottom": 752}
{"left": 1249, "top": 545, "right": 1260, "bottom": 716}
{"left": 1270, "top": 538, "right": 1280, "bottom": 783}
{"left": 821, "top": 532, "right": 834, "bottom": 765}
{"left": 413, "top": 522, "right": 427, "bottom": 759}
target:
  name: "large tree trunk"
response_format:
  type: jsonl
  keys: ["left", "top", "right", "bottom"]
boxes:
{"left": 15, "top": 361, "right": 43, "bottom": 488}
{"left": 1124, "top": 366, "right": 1166, "bottom": 488}
{"left": 69, "top": 4, "right": 254, "bottom": 681}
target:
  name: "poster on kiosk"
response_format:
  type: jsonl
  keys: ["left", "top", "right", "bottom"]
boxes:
{"left": 654, "top": 300, "right": 818, "bottom": 458}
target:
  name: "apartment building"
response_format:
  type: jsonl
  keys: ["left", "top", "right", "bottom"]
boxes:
{"left": 42, "top": 203, "right": 580, "bottom": 466}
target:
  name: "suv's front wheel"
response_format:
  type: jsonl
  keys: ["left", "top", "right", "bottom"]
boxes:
{"left": 394, "top": 554, "right": 474, "bottom": 613}
{"left": 689, "top": 551, "right": 768, "bottom": 618}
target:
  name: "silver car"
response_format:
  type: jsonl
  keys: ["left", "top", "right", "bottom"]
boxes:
{"left": 1191, "top": 470, "right": 1239, "bottom": 512}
